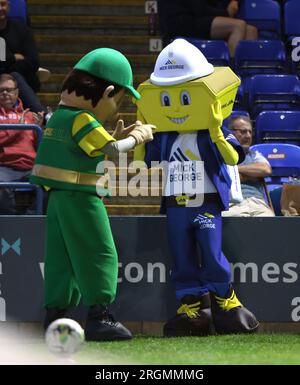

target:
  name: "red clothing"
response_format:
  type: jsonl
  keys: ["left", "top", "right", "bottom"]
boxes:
{"left": 0, "top": 99, "right": 37, "bottom": 170}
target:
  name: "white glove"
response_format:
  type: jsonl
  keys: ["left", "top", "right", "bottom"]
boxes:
{"left": 129, "top": 121, "right": 155, "bottom": 145}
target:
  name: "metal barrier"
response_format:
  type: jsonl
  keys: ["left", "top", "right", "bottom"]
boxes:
{"left": 0, "top": 124, "right": 43, "bottom": 214}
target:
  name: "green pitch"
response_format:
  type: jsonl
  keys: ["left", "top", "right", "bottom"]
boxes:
{"left": 78, "top": 334, "right": 300, "bottom": 365}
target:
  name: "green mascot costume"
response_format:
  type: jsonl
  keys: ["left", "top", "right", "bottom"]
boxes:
{"left": 30, "top": 48, "right": 154, "bottom": 341}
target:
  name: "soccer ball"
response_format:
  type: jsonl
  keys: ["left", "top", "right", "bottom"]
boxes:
{"left": 45, "top": 318, "right": 85, "bottom": 357}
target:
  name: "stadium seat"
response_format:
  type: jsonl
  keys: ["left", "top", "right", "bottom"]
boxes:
{"left": 175, "top": 38, "right": 230, "bottom": 67}
{"left": 0, "top": 124, "right": 44, "bottom": 214}
{"left": 8, "top": 0, "right": 27, "bottom": 23}
{"left": 284, "top": 0, "right": 300, "bottom": 41}
{"left": 247, "top": 74, "right": 300, "bottom": 118}
{"left": 234, "top": 40, "right": 286, "bottom": 78}
{"left": 269, "top": 186, "right": 283, "bottom": 216}
{"left": 255, "top": 110, "right": 300, "bottom": 145}
{"left": 237, "top": 0, "right": 281, "bottom": 39}
{"left": 250, "top": 143, "right": 300, "bottom": 190}
{"left": 233, "top": 82, "right": 246, "bottom": 111}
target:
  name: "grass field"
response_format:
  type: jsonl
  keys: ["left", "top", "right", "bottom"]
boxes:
{"left": 76, "top": 334, "right": 300, "bottom": 365}
{"left": 2, "top": 332, "right": 300, "bottom": 365}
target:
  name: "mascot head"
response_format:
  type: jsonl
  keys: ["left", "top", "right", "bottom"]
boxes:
{"left": 135, "top": 39, "right": 240, "bottom": 132}
{"left": 60, "top": 48, "right": 140, "bottom": 123}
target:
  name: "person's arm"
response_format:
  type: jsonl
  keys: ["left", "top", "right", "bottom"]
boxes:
{"left": 11, "top": 21, "right": 40, "bottom": 74}
{"left": 238, "top": 162, "right": 272, "bottom": 183}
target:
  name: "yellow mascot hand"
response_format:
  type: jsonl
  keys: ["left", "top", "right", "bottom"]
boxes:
{"left": 208, "top": 101, "right": 224, "bottom": 143}
{"left": 209, "top": 101, "right": 239, "bottom": 165}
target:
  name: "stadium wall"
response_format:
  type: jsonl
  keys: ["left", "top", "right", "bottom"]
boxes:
{"left": 0, "top": 216, "right": 300, "bottom": 330}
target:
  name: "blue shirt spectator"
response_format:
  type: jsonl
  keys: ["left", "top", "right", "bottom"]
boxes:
{"left": 223, "top": 115, "right": 275, "bottom": 216}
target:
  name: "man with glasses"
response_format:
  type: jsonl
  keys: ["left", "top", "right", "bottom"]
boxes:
{"left": 0, "top": 73, "right": 43, "bottom": 214}
{"left": 222, "top": 115, "right": 275, "bottom": 216}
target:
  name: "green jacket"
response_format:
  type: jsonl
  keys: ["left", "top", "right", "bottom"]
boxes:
{"left": 30, "top": 106, "right": 109, "bottom": 196}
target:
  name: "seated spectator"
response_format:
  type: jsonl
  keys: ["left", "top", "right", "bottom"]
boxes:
{"left": 0, "top": 73, "right": 43, "bottom": 214}
{"left": 157, "top": 0, "right": 258, "bottom": 57}
{"left": 222, "top": 115, "right": 275, "bottom": 217}
{"left": 0, "top": 0, "right": 44, "bottom": 113}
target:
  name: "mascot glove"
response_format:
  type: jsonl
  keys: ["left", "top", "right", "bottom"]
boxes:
{"left": 209, "top": 100, "right": 224, "bottom": 143}
{"left": 129, "top": 122, "right": 155, "bottom": 145}
{"left": 112, "top": 119, "right": 137, "bottom": 141}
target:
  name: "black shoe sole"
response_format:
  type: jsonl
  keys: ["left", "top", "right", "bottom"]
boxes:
{"left": 215, "top": 322, "right": 260, "bottom": 335}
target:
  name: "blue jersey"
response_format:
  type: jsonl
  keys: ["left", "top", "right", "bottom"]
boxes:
{"left": 144, "top": 127, "right": 245, "bottom": 212}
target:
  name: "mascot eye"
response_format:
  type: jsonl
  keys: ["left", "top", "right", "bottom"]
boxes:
{"left": 180, "top": 91, "right": 191, "bottom": 105}
{"left": 160, "top": 91, "right": 171, "bottom": 106}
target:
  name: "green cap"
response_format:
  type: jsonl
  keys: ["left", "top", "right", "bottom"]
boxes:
{"left": 74, "top": 48, "right": 141, "bottom": 100}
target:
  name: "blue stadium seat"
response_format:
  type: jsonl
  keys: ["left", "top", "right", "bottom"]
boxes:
{"left": 233, "top": 82, "right": 246, "bottom": 111}
{"left": 234, "top": 40, "right": 286, "bottom": 78}
{"left": 269, "top": 186, "right": 283, "bottom": 216}
{"left": 250, "top": 143, "right": 300, "bottom": 190}
{"left": 8, "top": 0, "right": 27, "bottom": 23}
{"left": 247, "top": 74, "right": 300, "bottom": 118}
{"left": 255, "top": 110, "right": 300, "bottom": 145}
{"left": 0, "top": 124, "right": 43, "bottom": 214}
{"left": 237, "top": 0, "right": 281, "bottom": 39}
{"left": 284, "top": 0, "right": 300, "bottom": 40}
{"left": 175, "top": 38, "right": 230, "bottom": 67}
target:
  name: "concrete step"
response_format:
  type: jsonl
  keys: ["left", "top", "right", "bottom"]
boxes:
{"left": 40, "top": 73, "right": 149, "bottom": 92}
{"left": 37, "top": 92, "right": 142, "bottom": 112}
{"left": 28, "top": 0, "right": 144, "bottom": 5}
{"left": 38, "top": 92, "right": 60, "bottom": 107}
{"left": 30, "top": 15, "right": 148, "bottom": 29}
{"left": 105, "top": 193, "right": 161, "bottom": 205}
{"left": 114, "top": 112, "right": 137, "bottom": 123}
{"left": 39, "top": 53, "right": 156, "bottom": 73}
{"left": 105, "top": 204, "right": 160, "bottom": 215}
{"left": 33, "top": 27, "right": 151, "bottom": 36}
{"left": 36, "top": 34, "right": 154, "bottom": 54}
{"left": 38, "top": 96, "right": 139, "bottom": 123}
{"left": 29, "top": 6, "right": 145, "bottom": 16}
{"left": 28, "top": 1, "right": 145, "bottom": 16}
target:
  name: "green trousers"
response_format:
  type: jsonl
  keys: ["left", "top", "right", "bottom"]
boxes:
{"left": 44, "top": 190, "right": 118, "bottom": 308}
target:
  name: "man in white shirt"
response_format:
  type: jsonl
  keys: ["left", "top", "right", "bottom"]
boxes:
{"left": 223, "top": 115, "right": 275, "bottom": 216}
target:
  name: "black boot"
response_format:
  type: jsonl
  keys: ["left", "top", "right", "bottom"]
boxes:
{"left": 85, "top": 305, "right": 133, "bottom": 341}
{"left": 210, "top": 287, "right": 259, "bottom": 335}
{"left": 44, "top": 307, "right": 67, "bottom": 330}
{"left": 163, "top": 292, "right": 212, "bottom": 337}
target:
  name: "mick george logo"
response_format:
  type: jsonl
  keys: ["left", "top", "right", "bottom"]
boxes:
{"left": 193, "top": 213, "right": 216, "bottom": 229}
{"left": 95, "top": 153, "right": 205, "bottom": 208}
{"left": 159, "top": 58, "right": 184, "bottom": 71}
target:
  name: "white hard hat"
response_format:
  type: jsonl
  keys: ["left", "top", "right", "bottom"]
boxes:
{"left": 150, "top": 38, "right": 214, "bottom": 86}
